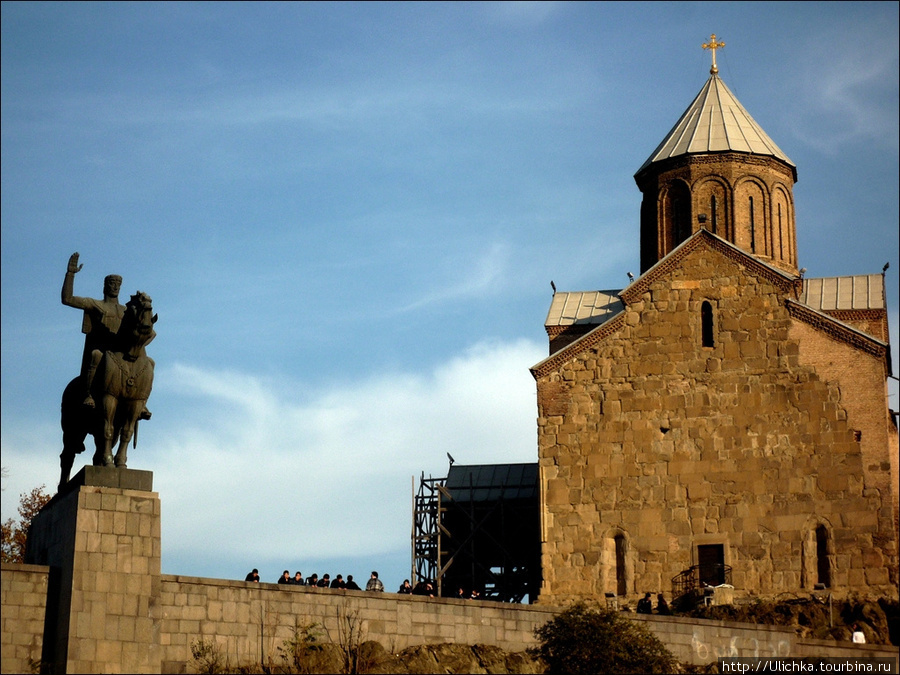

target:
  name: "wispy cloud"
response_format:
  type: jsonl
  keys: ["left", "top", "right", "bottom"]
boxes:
{"left": 483, "top": 1, "right": 565, "bottom": 28}
{"left": 393, "top": 241, "right": 511, "bottom": 314}
{"left": 144, "top": 338, "right": 544, "bottom": 564}
{"left": 789, "top": 28, "right": 899, "bottom": 153}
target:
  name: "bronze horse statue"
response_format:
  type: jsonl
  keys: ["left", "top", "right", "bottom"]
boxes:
{"left": 59, "top": 291, "right": 157, "bottom": 489}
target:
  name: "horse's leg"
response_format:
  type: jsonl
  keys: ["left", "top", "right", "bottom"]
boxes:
{"left": 59, "top": 450, "right": 75, "bottom": 489}
{"left": 61, "top": 377, "right": 87, "bottom": 488}
{"left": 97, "top": 394, "right": 118, "bottom": 467}
{"left": 113, "top": 402, "right": 140, "bottom": 468}
{"left": 59, "top": 434, "right": 83, "bottom": 489}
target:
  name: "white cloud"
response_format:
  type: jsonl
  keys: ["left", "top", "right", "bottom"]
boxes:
{"left": 2, "top": 338, "right": 544, "bottom": 577}
{"left": 146, "top": 338, "right": 544, "bottom": 563}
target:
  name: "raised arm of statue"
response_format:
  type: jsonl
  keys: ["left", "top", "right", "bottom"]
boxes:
{"left": 61, "top": 252, "right": 89, "bottom": 309}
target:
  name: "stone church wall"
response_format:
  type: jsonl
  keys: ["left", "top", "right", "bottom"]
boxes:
{"left": 534, "top": 240, "right": 898, "bottom": 605}
{"left": 790, "top": 317, "right": 899, "bottom": 542}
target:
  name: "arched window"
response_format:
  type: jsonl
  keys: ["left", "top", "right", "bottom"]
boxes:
{"left": 749, "top": 196, "right": 757, "bottom": 253}
{"left": 777, "top": 203, "right": 784, "bottom": 260}
{"left": 710, "top": 195, "right": 718, "bottom": 235}
{"left": 816, "top": 525, "right": 831, "bottom": 588}
{"left": 662, "top": 181, "right": 692, "bottom": 254}
{"left": 701, "top": 301, "right": 715, "bottom": 348}
{"left": 614, "top": 533, "right": 627, "bottom": 596}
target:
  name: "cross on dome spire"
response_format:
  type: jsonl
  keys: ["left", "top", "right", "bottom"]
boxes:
{"left": 702, "top": 33, "right": 725, "bottom": 74}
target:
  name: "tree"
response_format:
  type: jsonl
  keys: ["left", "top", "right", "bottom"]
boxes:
{"left": 531, "top": 602, "right": 677, "bottom": 675}
{"left": 1, "top": 484, "right": 52, "bottom": 563}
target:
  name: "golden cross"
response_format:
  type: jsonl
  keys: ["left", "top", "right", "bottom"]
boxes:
{"left": 702, "top": 33, "right": 726, "bottom": 74}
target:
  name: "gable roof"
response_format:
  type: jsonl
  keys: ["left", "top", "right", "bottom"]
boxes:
{"left": 532, "top": 230, "right": 887, "bottom": 379}
{"left": 531, "top": 230, "right": 890, "bottom": 378}
{"left": 800, "top": 274, "right": 885, "bottom": 312}
{"left": 786, "top": 299, "right": 889, "bottom": 363}
{"left": 544, "top": 290, "right": 624, "bottom": 330}
{"left": 619, "top": 228, "right": 797, "bottom": 304}
{"left": 636, "top": 74, "right": 795, "bottom": 177}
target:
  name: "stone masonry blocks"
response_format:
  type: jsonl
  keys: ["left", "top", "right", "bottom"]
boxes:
{"left": 535, "top": 240, "right": 898, "bottom": 605}
{"left": 25, "top": 467, "right": 161, "bottom": 674}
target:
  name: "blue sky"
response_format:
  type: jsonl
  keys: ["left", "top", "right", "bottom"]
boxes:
{"left": 2, "top": 2, "right": 897, "bottom": 591}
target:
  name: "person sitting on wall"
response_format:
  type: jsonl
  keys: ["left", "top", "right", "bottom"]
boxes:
{"left": 318, "top": 574, "right": 331, "bottom": 588}
{"left": 366, "top": 571, "right": 385, "bottom": 592}
{"left": 468, "top": 588, "right": 480, "bottom": 600}
{"left": 331, "top": 574, "right": 346, "bottom": 589}
{"left": 397, "top": 580, "right": 413, "bottom": 594}
{"left": 412, "top": 580, "right": 435, "bottom": 597}
{"left": 293, "top": 571, "right": 304, "bottom": 585}
{"left": 278, "top": 570, "right": 292, "bottom": 584}
{"left": 345, "top": 575, "right": 361, "bottom": 591}
{"left": 637, "top": 592, "right": 653, "bottom": 614}
{"left": 656, "top": 593, "right": 670, "bottom": 615}
{"left": 306, "top": 573, "right": 319, "bottom": 587}
{"left": 245, "top": 569, "right": 260, "bottom": 582}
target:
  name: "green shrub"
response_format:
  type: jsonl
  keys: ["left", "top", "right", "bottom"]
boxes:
{"left": 531, "top": 602, "right": 677, "bottom": 674}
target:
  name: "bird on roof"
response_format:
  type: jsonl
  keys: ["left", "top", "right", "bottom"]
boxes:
{"left": 447, "top": 453, "right": 455, "bottom": 467}
{"left": 550, "top": 280, "right": 556, "bottom": 293}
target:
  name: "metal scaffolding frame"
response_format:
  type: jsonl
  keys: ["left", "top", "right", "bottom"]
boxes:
{"left": 411, "top": 472, "right": 444, "bottom": 588}
{"left": 411, "top": 463, "right": 540, "bottom": 603}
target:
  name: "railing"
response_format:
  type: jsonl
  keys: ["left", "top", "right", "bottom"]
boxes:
{"left": 671, "top": 563, "right": 732, "bottom": 598}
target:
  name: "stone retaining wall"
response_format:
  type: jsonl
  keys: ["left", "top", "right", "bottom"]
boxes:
{"left": 1, "top": 562, "right": 49, "bottom": 674}
{"left": 3, "top": 564, "right": 896, "bottom": 674}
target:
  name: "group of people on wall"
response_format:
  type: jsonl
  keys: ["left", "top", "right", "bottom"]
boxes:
{"left": 244, "top": 569, "right": 474, "bottom": 599}
{"left": 244, "top": 568, "right": 385, "bottom": 591}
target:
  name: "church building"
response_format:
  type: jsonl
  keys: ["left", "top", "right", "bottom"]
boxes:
{"left": 532, "top": 38, "right": 898, "bottom": 605}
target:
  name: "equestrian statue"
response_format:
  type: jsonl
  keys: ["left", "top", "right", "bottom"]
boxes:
{"left": 59, "top": 252, "right": 157, "bottom": 489}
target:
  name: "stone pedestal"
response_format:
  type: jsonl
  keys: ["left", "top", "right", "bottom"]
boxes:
{"left": 26, "top": 466, "right": 161, "bottom": 674}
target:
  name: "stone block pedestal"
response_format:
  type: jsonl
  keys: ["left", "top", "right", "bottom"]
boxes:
{"left": 26, "top": 466, "right": 161, "bottom": 674}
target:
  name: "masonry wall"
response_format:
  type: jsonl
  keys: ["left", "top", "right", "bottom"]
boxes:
{"left": 23, "top": 467, "right": 161, "bottom": 674}
{"left": 4, "top": 564, "right": 896, "bottom": 674}
{"left": 791, "top": 317, "right": 899, "bottom": 539}
{"left": 533, "top": 238, "right": 898, "bottom": 606}
{"left": 155, "top": 575, "right": 900, "bottom": 672}
{"left": 155, "top": 575, "right": 554, "bottom": 672}
{"left": 1, "top": 563, "right": 49, "bottom": 674}
{"left": 636, "top": 154, "right": 798, "bottom": 275}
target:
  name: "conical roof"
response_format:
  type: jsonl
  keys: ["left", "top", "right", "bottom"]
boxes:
{"left": 636, "top": 73, "right": 795, "bottom": 176}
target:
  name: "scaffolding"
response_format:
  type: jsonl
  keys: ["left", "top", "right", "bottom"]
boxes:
{"left": 411, "top": 463, "right": 541, "bottom": 603}
{"left": 411, "top": 472, "right": 444, "bottom": 588}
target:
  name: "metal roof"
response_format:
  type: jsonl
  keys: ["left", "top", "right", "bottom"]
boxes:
{"left": 637, "top": 74, "right": 795, "bottom": 175}
{"left": 800, "top": 275, "right": 885, "bottom": 311}
{"left": 444, "top": 463, "right": 538, "bottom": 502}
{"left": 544, "top": 290, "right": 624, "bottom": 328}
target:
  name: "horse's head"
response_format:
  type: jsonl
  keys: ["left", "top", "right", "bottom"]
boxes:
{"left": 119, "top": 291, "right": 157, "bottom": 356}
